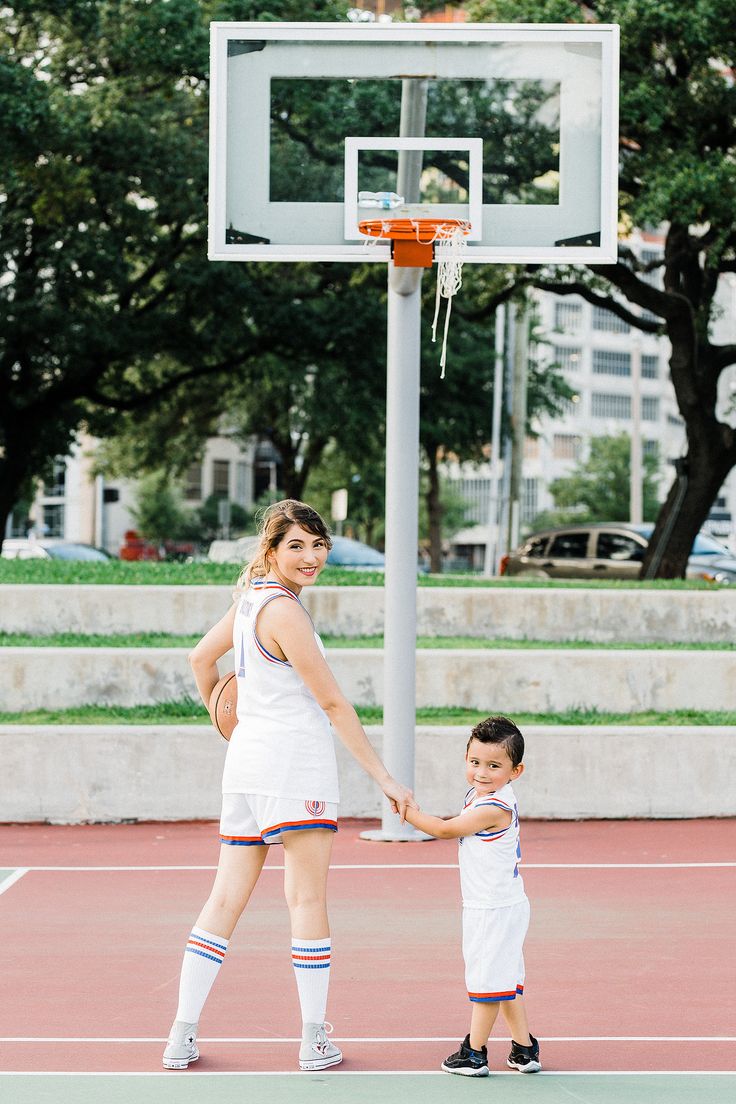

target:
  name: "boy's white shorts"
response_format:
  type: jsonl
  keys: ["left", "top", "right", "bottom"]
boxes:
{"left": 220, "top": 793, "right": 338, "bottom": 846}
{"left": 462, "top": 896, "right": 530, "bottom": 1003}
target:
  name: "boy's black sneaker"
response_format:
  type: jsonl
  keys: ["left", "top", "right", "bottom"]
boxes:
{"left": 441, "top": 1034, "right": 489, "bottom": 1077}
{"left": 507, "top": 1033, "right": 542, "bottom": 1073}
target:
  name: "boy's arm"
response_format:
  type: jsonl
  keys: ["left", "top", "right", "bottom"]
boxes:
{"left": 404, "top": 802, "right": 512, "bottom": 840}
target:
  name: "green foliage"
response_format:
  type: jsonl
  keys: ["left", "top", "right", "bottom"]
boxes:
{"left": 539, "top": 434, "right": 661, "bottom": 525}
{"left": 130, "top": 473, "right": 193, "bottom": 544}
{"left": 304, "top": 442, "right": 387, "bottom": 547}
{"left": 194, "top": 493, "right": 251, "bottom": 543}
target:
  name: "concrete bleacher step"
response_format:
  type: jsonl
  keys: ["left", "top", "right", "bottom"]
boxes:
{"left": 2, "top": 645, "right": 734, "bottom": 713}
{"left": 2, "top": 724, "right": 733, "bottom": 823}
{"left": 1, "top": 583, "right": 735, "bottom": 643}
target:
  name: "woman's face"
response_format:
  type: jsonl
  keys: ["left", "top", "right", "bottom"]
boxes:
{"left": 267, "top": 523, "right": 329, "bottom": 592}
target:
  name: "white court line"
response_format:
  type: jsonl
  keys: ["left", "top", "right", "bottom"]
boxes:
{"left": 2, "top": 1036, "right": 734, "bottom": 1043}
{"left": 10, "top": 862, "right": 736, "bottom": 871}
{"left": 0, "top": 868, "right": 28, "bottom": 895}
{"left": 2, "top": 1070, "right": 735, "bottom": 1077}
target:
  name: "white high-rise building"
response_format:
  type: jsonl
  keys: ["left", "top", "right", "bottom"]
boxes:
{"left": 448, "top": 231, "right": 736, "bottom": 564}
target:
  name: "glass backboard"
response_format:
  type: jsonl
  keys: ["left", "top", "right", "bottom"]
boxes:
{"left": 209, "top": 22, "right": 619, "bottom": 264}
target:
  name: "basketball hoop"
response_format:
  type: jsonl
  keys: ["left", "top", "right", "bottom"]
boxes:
{"left": 358, "top": 217, "right": 470, "bottom": 377}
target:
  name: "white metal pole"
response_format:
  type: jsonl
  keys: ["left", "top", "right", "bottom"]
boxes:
{"left": 484, "top": 303, "right": 506, "bottom": 576}
{"left": 630, "top": 338, "right": 643, "bottom": 524}
{"left": 361, "top": 78, "right": 427, "bottom": 842}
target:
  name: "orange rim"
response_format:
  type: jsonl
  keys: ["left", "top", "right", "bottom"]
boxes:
{"left": 358, "top": 217, "right": 471, "bottom": 243}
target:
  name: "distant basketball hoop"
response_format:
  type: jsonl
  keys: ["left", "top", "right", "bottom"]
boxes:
{"left": 359, "top": 217, "right": 470, "bottom": 375}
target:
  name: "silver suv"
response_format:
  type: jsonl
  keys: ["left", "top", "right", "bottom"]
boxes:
{"left": 501, "top": 523, "right": 736, "bottom": 582}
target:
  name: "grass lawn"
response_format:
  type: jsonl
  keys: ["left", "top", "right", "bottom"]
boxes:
{"left": 0, "top": 559, "right": 726, "bottom": 588}
{"left": 0, "top": 631, "right": 733, "bottom": 650}
{"left": 0, "top": 703, "right": 733, "bottom": 727}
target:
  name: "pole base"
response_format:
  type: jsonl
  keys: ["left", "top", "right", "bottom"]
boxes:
{"left": 359, "top": 828, "right": 434, "bottom": 843}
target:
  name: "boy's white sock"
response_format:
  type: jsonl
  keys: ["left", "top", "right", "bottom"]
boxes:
{"left": 174, "top": 927, "right": 229, "bottom": 1024}
{"left": 291, "top": 937, "right": 331, "bottom": 1027}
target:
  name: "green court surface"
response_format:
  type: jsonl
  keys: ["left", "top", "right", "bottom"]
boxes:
{"left": 3, "top": 1074, "right": 735, "bottom": 1104}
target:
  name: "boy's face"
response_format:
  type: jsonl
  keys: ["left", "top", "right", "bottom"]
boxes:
{"left": 465, "top": 737, "right": 524, "bottom": 795}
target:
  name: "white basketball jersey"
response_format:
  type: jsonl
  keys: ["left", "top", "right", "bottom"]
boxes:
{"left": 221, "top": 579, "right": 340, "bottom": 803}
{"left": 458, "top": 782, "right": 525, "bottom": 909}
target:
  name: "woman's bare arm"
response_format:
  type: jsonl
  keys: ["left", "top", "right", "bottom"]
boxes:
{"left": 188, "top": 603, "right": 237, "bottom": 708}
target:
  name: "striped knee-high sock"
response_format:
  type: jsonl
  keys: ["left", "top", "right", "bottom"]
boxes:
{"left": 291, "top": 937, "right": 332, "bottom": 1026}
{"left": 174, "top": 927, "right": 229, "bottom": 1024}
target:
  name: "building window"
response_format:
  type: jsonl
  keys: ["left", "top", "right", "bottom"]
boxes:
{"left": 524, "top": 437, "right": 540, "bottom": 459}
{"left": 184, "top": 463, "right": 202, "bottom": 500}
{"left": 643, "top": 439, "right": 659, "bottom": 458}
{"left": 43, "top": 458, "right": 66, "bottom": 497}
{"left": 641, "top": 397, "right": 660, "bottom": 422}
{"left": 457, "top": 477, "right": 490, "bottom": 525}
{"left": 552, "top": 433, "right": 583, "bottom": 460}
{"left": 236, "top": 461, "right": 250, "bottom": 507}
{"left": 641, "top": 355, "right": 659, "bottom": 379}
{"left": 591, "top": 306, "right": 630, "bottom": 334}
{"left": 554, "top": 300, "right": 582, "bottom": 332}
{"left": 593, "top": 350, "right": 631, "bottom": 377}
{"left": 558, "top": 395, "right": 583, "bottom": 418}
{"left": 521, "top": 478, "right": 538, "bottom": 525}
{"left": 212, "top": 459, "right": 230, "bottom": 497}
{"left": 552, "top": 345, "right": 582, "bottom": 372}
{"left": 667, "top": 412, "right": 684, "bottom": 427}
{"left": 43, "top": 503, "right": 65, "bottom": 537}
{"left": 591, "top": 392, "right": 631, "bottom": 419}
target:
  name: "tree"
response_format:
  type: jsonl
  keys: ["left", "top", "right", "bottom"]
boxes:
{"left": 535, "top": 433, "right": 661, "bottom": 527}
{"left": 130, "top": 473, "right": 193, "bottom": 545}
{"left": 463, "top": 0, "right": 736, "bottom": 577}
{"left": 0, "top": 0, "right": 352, "bottom": 546}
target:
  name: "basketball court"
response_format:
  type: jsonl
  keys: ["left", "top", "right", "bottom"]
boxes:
{"left": 2, "top": 818, "right": 734, "bottom": 1103}
{"left": 5, "top": 18, "right": 730, "bottom": 1104}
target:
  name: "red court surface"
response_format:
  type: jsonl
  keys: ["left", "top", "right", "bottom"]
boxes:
{"left": 2, "top": 818, "right": 735, "bottom": 1078}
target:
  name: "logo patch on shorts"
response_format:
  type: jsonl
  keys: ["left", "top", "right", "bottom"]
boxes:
{"left": 305, "top": 800, "right": 326, "bottom": 817}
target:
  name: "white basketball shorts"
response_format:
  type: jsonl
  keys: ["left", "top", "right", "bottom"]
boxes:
{"left": 220, "top": 793, "right": 338, "bottom": 846}
{"left": 462, "top": 896, "right": 530, "bottom": 1003}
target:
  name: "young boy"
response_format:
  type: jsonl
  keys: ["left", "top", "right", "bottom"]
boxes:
{"left": 403, "top": 715, "right": 541, "bottom": 1077}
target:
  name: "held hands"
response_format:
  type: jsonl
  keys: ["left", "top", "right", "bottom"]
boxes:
{"left": 382, "top": 778, "right": 419, "bottom": 823}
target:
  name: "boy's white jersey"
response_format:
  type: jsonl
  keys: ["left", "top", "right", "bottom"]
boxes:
{"left": 221, "top": 579, "right": 340, "bottom": 803}
{"left": 458, "top": 782, "right": 525, "bottom": 909}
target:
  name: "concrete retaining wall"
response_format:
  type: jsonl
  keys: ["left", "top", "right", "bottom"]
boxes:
{"left": 2, "top": 583, "right": 735, "bottom": 643}
{"left": 2, "top": 724, "right": 734, "bottom": 823}
{"left": 2, "top": 646, "right": 734, "bottom": 712}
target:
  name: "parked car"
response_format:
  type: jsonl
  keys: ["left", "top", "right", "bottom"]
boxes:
{"left": 1, "top": 538, "right": 113, "bottom": 562}
{"left": 327, "top": 536, "right": 385, "bottom": 570}
{"left": 500, "top": 523, "right": 736, "bottom": 582}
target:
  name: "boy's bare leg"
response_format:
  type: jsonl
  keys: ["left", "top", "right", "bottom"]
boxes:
{"left": 469, "top": 1002, "right": 501, "bottom": 1051}
{"left": 502, "top": 994, "right": 532, "bottom": 1046}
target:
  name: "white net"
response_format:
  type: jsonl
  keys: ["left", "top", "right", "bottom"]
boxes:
{"left": 358, "top": 217, "right": 469, "bottom": 376}
{"left": 430, "top": 223, "right": 468, "bottom": 378}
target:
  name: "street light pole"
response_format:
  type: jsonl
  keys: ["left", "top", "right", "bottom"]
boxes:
{"left": 630, "top": 337, "right": 643, "bottom": 524}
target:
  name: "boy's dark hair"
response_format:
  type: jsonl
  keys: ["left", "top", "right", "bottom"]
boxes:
{"left": 467, "top": 716, "right": 524, "bottom": 767}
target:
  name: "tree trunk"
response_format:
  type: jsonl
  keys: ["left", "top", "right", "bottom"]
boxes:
{"left": 426, "top": 447, "right": 443, "bottom": 573}
{"left": 0, "top": 435, "right": 37, "bottom": 552}
{"left": 641, "top": 435, "right": 735, "bottom": 578}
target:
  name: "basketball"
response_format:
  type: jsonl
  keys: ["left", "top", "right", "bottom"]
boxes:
{"left": 209, "top": 672, "right": 237, "bottom": 741}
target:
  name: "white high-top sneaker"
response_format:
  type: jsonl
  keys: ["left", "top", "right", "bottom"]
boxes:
{"left": 162, "top": 1021, "right": 199, "bottom": 1070}
{"left": 298, "top": 1021, "right": 342, "bottom": 1071}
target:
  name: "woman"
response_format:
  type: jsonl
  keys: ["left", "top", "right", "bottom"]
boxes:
{"left": 163, "top": 499, "right": 415, "bottom": 1071}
